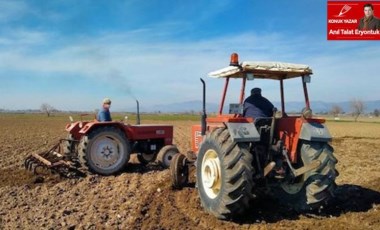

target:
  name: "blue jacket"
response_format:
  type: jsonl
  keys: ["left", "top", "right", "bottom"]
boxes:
{"left": 243, "top": 94, "right": 274, "bottom": 119}
{"left": 97, "top": 108, "right": 112, "bottom": 122}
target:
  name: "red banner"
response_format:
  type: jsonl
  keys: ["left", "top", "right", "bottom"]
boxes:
{"left": 327, "top": 1, "right": 380, "bottom": 40}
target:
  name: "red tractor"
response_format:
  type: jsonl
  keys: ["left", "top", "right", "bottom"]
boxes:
{"left": 25, "top": 100, "right": 179, "bottom": 176}
{"left": 170, "top": 53, "right": 338, "bottom": 219}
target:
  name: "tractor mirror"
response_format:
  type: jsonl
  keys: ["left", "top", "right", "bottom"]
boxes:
{"left": 303, "top": 75, "right": 311, "bottom": 83}
{"left": 229, "top": 103, "right": 243, "bottom": 114}
{"left": 246, "top": 73, "right": 254, "bottom": 80}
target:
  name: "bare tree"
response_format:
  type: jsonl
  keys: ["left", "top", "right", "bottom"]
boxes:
{"left": 40, "top": 103, "right": 55, "bottom": 117}
{"left": 350, "top": 99, "right": 365, "bottom": 122}
{"left": 330, "top": 105, "right": 343, "bottom": 117}
{"left": 374, "top": 109, "right": 380, "bottom": 117}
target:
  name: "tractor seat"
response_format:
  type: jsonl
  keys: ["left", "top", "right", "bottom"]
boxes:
{"left": 254, "top": 117, "right": 272, "bottom": 127}
{"left": 254, "top": 117, "right": 273, "bottom": 140}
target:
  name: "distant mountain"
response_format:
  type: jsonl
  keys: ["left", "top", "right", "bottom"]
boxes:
{"left": 3, "top": 100, "right": 379, "bottom": 114}
{"left": 135, "top": 100, "right": 380, "bottom": 114}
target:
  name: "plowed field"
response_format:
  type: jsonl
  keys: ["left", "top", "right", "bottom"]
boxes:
{"left": 0, "top": 114, "right": 379, "bottom": 229}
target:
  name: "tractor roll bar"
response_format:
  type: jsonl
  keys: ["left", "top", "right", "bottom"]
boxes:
{"left": 218, "top": 77, "right": 230, "bottom": 115}
{"left": 280, "top": 79, "right": 285, "bottom": 116}
{"left": 302, "top": 76, "right": 310, "bottom": 109}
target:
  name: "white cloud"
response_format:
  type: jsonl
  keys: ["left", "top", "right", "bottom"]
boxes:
{"left": 0, "top": 1, "right": 29, "bottom": 22}
{"left": 0, "top": 26, "right": 379, "bottom": 110}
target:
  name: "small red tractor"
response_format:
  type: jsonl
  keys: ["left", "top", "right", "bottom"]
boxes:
{"left": 170, "top": 53, "right": 338, "bottom": 219}
{"left": 25, "top": 100, "right": 179, "bottom": 176}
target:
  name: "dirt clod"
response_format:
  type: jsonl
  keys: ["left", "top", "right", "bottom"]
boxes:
{"left": 0, "top": 116, "right": 379, "bottom": 229}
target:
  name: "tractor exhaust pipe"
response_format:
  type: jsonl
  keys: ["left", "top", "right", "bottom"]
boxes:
{"left": 136, "top": 100, "right": 141, "bottom": 125}
{"left": 200, "top": 78, "right": 207, "bottom": 136}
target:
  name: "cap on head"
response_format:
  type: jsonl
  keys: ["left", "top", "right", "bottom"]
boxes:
{"left": 103, "top": 98, "right": 111, "bottom": 105}
{"left": 251, "top": 88, "right": 261, "bottom": 95}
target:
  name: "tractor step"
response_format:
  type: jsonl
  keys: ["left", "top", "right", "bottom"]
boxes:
{"left": 263, "top": 161, "right": 276, "bottom": 177}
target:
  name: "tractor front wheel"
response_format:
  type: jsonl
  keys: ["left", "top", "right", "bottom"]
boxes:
{"left": 170, "top": 153, "right": 189, "bottom": 189}
{"left": 78, "top": 127, "right": 130, "bottom": 175}
{"left": 196, "top": 128, "right": 254, "bottom": 220}
{"left": 157, "top": 145, "right": 179, "bottom": 168}
{"left": 137, "top": 152, "right": 157, "bottom": 165}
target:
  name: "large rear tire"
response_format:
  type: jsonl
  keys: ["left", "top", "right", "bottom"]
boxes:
{"left": 78, "top": 127, "right": 130, "bottom": 175}
{"left": 62, "top": 134, "right": 75, "bottom": 155}
{"left": 196, "top": 127, "right": 254, "bottom": 220}
{"left": 279, "top": 141, "right": 338, "bottom": 211}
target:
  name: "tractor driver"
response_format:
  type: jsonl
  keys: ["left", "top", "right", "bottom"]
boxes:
{"left": 243, "top": 88, "right": 274, "bottom": 119}
{"left": 97, "top": 98, "right": 112, "bottom": 122}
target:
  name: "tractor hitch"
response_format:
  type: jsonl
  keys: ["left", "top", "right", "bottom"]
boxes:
{"left": 281, "top": 148, "right": 321, "bottom": 178}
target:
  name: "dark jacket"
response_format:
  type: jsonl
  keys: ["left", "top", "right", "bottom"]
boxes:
{"left": 243, "top": 94, "right": 274, "bottom": 119}
{"left": 358, "top": 16, "right": 380, "bottom": 30}
{"left": 97, "top": 108, "right": 112, "bottom": 121}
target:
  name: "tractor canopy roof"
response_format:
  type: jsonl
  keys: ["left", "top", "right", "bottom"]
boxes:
{"left": 208, "top": 61, "right": 313, "bottom": 80}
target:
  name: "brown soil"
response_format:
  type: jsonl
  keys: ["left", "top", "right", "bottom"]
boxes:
{"left": 0, "top": 115, "right": 379, "bottom": 229}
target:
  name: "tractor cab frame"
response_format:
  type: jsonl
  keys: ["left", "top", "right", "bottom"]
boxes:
{"left": 171, "top": 53, "right": 338, "bottom": 220}
{"left": 192, "top": 53, "right": 331, "bottom": 163}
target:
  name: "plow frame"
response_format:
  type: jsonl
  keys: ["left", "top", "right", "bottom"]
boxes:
{"left": 24, "top": 139, "right": 84, "bottom": 178}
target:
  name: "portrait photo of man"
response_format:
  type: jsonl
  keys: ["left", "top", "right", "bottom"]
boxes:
{"left": 357, "top": 3, "right": 380, "bottom": 30}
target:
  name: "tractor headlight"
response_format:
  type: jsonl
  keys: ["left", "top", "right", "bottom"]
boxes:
{"left": 302, "top": 108, "right": 313, "bottom": 119}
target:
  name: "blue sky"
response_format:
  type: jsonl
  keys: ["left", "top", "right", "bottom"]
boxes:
{"left": 0, "top": 0, "right": 379, "bottom": 111}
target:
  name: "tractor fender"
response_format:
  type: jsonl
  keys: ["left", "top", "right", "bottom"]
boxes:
{"left": 225, "top": 122, "right": 260, "bottom": 142}
{"left": 79, "top": 122, "right": 128, "bottom": 137}
{"left": 299, "top": 122, "right": 332, "bottom": 142}
{"left": 66, "top": 121, "right": 81, "bottom": 132}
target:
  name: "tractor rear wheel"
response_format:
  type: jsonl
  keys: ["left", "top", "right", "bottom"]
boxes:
{"left": 279, "top": 141, "right": 338, "bottom": 211}
{"left": 196, "top": 127, "right": 254, "bottom": 220}
{"left": 78, "top": 127, "right": 130, "bottom": 175}
{"left": 62, "top": 134, "right": 75, "bottom": 155}
{"left": 157, "top": 145, "right": 179, "bottom": 168}
{"left": 137, "top": 153, "right": 157, "bottom": 165}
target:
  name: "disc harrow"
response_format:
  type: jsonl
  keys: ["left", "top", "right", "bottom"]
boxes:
{"left": 24, "top": 139, "right": 84, "bottom": 178}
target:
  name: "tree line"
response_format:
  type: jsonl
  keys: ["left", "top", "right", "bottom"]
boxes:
{"left": 330, "top": 99, "right": 379, "bottom": 122}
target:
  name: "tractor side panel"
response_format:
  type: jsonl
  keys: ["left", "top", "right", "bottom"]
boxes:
{"left": 66, "top": 121, "right": 89, "bottom": 140}
{"left": 225, "top": 122, "right": 260, "bottom": 142}
{"left": 276, "top": 117, "right": 329, "bottom": 163}
{"left": 276, "top": 117, "right": 303, "bottom": 163}
{"left": 191, "top": 124, "right": 221, "bottom": 153}
{"left": 299, "top": 122, "right": 332, "bottom": 142}
{"left": 192, "top": 125, "right": 203, "bottom": 153}
{"left": 127, "top": 125, "right": 174, "bottom": 145}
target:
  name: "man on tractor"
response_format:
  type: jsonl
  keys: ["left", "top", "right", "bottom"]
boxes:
{"left": 243, "top": 87, "right": 274, "bottom": 119}
{"left": 97, "top": 98, "right": 112, "bottom": 122}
